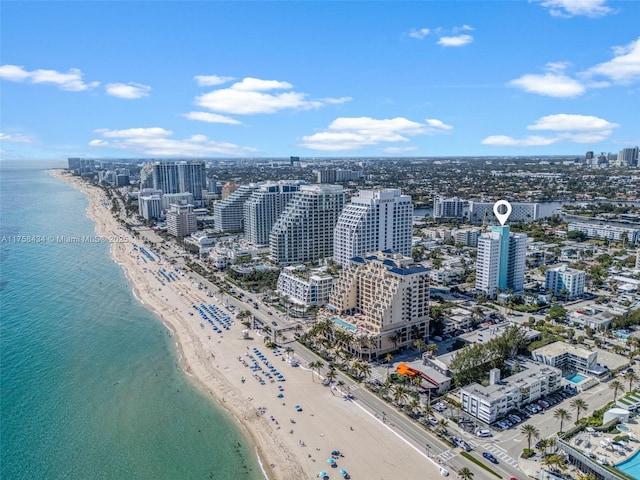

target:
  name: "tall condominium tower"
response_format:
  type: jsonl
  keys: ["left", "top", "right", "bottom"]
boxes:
{"left": 333, "top": 189, "right": 413, "bottom": 266}
{"left": 618, "top": 147, "right": 639, "bottom": 167}
{"left": 475, "top": 225, "right": 527, "bottom": 298}
{"left": 243, "top": 181, "right": 306, "bottom": 246}
{"left": 140, "top": 161, "right": 207, "bottom": 200}
{"left": 213, "top": 184, "right": 258, "bottom": 233}
{"left": 270, "top": 185, "right": 345, "bottom": 265}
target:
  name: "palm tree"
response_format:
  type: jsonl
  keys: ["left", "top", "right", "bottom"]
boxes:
{"left": 359, "top": 362, "right": 372, "bottom": 381}
{"left": 325, "top": 369, "right": 338, "bottom": 394}
{"left": 393, "top": 385, "right": 411, "bottom": 407}
{"left": 426, "top": 343, "right": 438, "bottom": 357}
{"left": 384, "top": 353, "right": 393, "bottom": 378}
{"left": 414, "top": 338, "right": 426, "bottom": 354}
{"left": 309, "top": 360, "right": 324, "bottom": 382}
{"left": 609, "top": 379, "right": 625, "bottom": 401}
{"left": 422, "top": 404, "right": 434, "bottom": 420}
{"left": 336, "top": 379, "right": 346, "bottom": 393}
{"left": 569, "top": 398, "right": 588, "bottom": 422}
{"left": 389, "top": 333, "right": 401, "bottom": 352}
{"left": 437, "top": 418, "right": 449, "bottom": 434}
{"left": 521, "top": 424, "right": 540, "bottom": 450}
{"left": 623, "top": 371, "right": 638, "bottom": 391}
{"left": 536, "top": 438, "right": 548, "bottom": 457}
{"left": 553, "top": 408, "right": 572, "bottom": 433}
{"left": 457, "top": 467, "right": 474, "bottom": 480}
{"left": 408, "top": 397, "right": 421, "bottom": 417}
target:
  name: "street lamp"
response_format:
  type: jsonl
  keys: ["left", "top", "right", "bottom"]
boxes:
{"left": 426, "top": 444, "right": 431, "bottom": 458}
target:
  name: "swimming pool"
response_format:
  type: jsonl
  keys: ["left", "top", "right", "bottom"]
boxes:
{"left": 331, "top": 317, "right": 357, "bottom": 332}
{"left": 616, "top": 448, "right": 640, "bottom": 479}
{"left": 616, "top": 424, "right": 630, "bottom": 432}
{"left": 566, "top": 373, "right": 587, "bottom": 384}
{"left": 615, "top": 331, "right": 631, "bottom": 340}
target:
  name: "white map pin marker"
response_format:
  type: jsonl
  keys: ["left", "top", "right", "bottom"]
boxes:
{"left": 493, "top": 200, "right": 512, "bottom": 226}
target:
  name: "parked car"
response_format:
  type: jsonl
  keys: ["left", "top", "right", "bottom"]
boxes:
{"left": 476, "top": 429, "right": 492, "bottom": 438}
{"left": 483, "top": 452, "right": 498, "bottom": 464}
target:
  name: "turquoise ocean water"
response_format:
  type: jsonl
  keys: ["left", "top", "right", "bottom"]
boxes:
{"left": 0, "top": 163, "right": 262, "bottom": 480}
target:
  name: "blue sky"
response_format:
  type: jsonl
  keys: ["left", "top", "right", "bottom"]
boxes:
{"left": 1, "top": 0, "right": 639, "bottom": 160}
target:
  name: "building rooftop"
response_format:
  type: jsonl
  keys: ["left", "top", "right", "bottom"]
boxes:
{"left": 532, "top": 341, "right": 593, "bottom": 358}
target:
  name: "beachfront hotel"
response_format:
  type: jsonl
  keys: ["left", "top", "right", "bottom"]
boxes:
{"left": 269, "top": 184, "right": 345, "bottom": 266}
{"left": 333, "top": 188, "right": 413, "bottom": 267}
{"left": 531, "top": 341, "right": 600, "bottom": 376}
{"left": 475, "top": 225, "right": 527, "bottom": 299}
{"left": 468, "top": 201, "right": 539, "bottom": 224}
{"left": 326, "top": 251, "right": 430, "bottom": 359}
{"left": 243, "top": 181, "right": 306, "bottom": 246}
{"left": 276, "top": 265, "right": 334, "bottom": 316}
{"left": 166, "top": 203, "right": 197, "bottom": 238}
{"left": 460, "top": 361, "right": 563, "bottom": 424}
{"left": 213, "top": 184, "right": 258, "bottom": 233}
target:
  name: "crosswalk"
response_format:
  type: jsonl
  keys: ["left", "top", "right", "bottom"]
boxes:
{"left": 437, "top": 449, "right": 457, "bottom": 461}
{"left": 484, "top": 443, "right": 520, "bottom": 469}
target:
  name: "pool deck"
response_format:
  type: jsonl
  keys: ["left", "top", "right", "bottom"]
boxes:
{"left": 568, "top": 419, "right": 640, "bottom": 470}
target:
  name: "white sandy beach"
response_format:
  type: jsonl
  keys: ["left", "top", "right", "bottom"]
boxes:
{"left": 53, "top": 170, "right": 443, "bottom": 480}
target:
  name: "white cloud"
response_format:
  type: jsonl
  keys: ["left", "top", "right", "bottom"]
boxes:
{"left": 90, "top": 127, "right": 258, "bottom": 157}
{"left": 105, "top": 82, "right": 151, "bottom": 99}
{"left": 534, "top": 0, "right": 614, "bottom": 18}
{"left": 195, "top": 76, "right": 351, "bottom": 115}
{"left": 509, "top": 72, "right": 586, "bottom": 97}
{"left": 453, "top": 25, "right": 474, "bottom": 33}
{"left": 409, "top": 28, "right": 430, "bottom": 39}
{"left": 581, "top": 37, "right": 640, "bottom": 85}
{"left": 382, "top": 146, "right": 420, "bottom": 154}
{"left": 481, "top": 135, "right": 558, "bottom": 147}
{"left": 194, "top": 75, "right": 235, "bottom": 86}
{"left": 0, "top": 132, "right": 32, "bottom": 143}
{"left": 299, "top": 116, "right": 452, "bottom": 152}
{"left": 527, "top": 113, "right": 619, "bottom": 132}
{"left": 437, "top": 34, "right": 473, "bottom": 47}
{"left": 0, "top": 64, "right": 99, "bottom": 91}
{"left": 482, "top": 113, "right": 619, "bottom": 147}
{"left": 182, "top": 111, "right": 241, "bottom": 125}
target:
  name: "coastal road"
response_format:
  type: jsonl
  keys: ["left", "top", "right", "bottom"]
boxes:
{"left": 159, "top": 258, "right": 524, "bottom": 479}
{"left": 289, "top": 342, "right": 524, "bottom": 480}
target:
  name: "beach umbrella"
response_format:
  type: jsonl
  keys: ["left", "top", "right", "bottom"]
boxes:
{"left": 327, "top": 458, "right": 335, "bottom": 464}
{"left": 295, "top": 405, "right": 300, "bottom": 409}
{"left": 340, "top": 469, "right": 348, "bottom": 476}
{"left": 331, "top": 450, "right": 340, "bottom": 456}
{"left": 319, "top": 472, "right": 327, "bottom": 478}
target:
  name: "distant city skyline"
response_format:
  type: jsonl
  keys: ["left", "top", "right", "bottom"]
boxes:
{"left": 1, "top": 1, "right": 639, "bottom": 160}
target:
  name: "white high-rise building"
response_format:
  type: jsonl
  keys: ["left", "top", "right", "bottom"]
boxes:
{"left": 213, "top": 184, "right": 258, "bottom": 233}
{"left": 433, "top": 196, "right": 464, "bottom": 220}
{"left": 618, "top": 147, "right": 639, "bottom": 167}
{"left": 244, "top": 181, "right": 305, "bottom": 246}
{"left": 138, "top": 192, "right": 163, "bottom": 221}
{"left": 475, "top": 226, "right": 527, "bottom": 298}
{"left": 333, "top": 189, "right": 413, "bottom": 266}
{"left": 270, "top": 185, "right": 345, "bottom": 265}
{"left": 469, "top": 202, "right": 538, "bottom": 224}
{"left": 545, "top": 265, "right": 586, "bottom": 299}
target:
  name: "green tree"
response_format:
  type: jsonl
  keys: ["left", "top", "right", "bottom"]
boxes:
{"left": 457, "top": 467, "right": 474, "bottom": 480}
{"left": 553, "top": 408, "right": 572, "bottom": 433}
{"left": 623, "top": 371, "right": 638, "bottom": 391}
{"left": 569, "top": 398, "right": 588, "bottom": 422}
{"left": 521, "top": 424, "right": 540, "bottom": 450}
{"left": 609, "top": 379, "right": 625, "bottom": 401}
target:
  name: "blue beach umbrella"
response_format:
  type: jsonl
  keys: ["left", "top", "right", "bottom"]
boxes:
{"left": 327, "top": 458, "right": 335, "bottom": 464}
{"left": 340, "top": 469, "right": 347, "bottom": 476}
{"left": 319, "top": 472, "right": 327, "bottom": 478}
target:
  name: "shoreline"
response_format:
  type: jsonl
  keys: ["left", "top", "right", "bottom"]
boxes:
{"left": 51, "top": 169, "right": 442, "bottom": 480}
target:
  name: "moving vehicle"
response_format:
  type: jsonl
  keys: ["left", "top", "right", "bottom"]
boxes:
{"left": 483, "top": 452, "right": 498, "bottom": 464}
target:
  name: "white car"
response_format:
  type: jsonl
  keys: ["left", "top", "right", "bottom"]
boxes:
{"left": 440, "top": 468, "right": 449, "bottom": 477}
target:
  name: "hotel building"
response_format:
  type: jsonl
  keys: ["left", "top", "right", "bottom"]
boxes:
{"left": 327, "top": 251, "right": 429, "bottom": 359}
{"left": 276, "top": 265, "right": 334, "bottom": 315}
{"left": 270, "top": 184, "right": 345, "bottom": 265}
{"left": 166, "top": 203, "right": 197, "bottom": 238}
{"left": 567, "top": 222, "right": 639, "bottom": 243}
{"left": 333, "top": 189, "right": 413, "bottom": 266}
{"left": 475, "top": 226, "right": 527, "bottom": 298}
{"left": 531, "top": 342, "right": 598, "bottom": 375}
{"left": 140, "top": 161, "right": 207, "bottom": 201}
{"left": 433, "top": 196, "right": 465, "bottom": 220}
